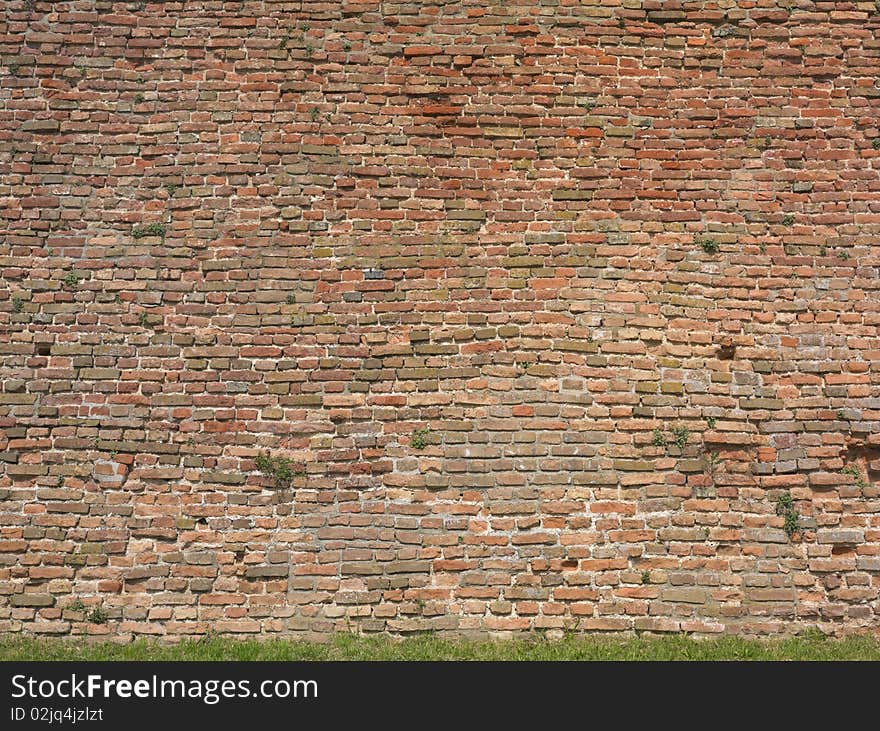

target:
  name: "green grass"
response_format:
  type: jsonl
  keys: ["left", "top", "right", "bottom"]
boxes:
{"left": 2, "top": 633, "right": 880, "bottom": 661}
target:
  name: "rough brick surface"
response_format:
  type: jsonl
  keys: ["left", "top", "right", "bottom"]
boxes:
{"left": 2, "top": 1, "right": 880, "bottom": 639}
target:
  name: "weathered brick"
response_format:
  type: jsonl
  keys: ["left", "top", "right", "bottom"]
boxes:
{"left": 816, "top": 530, "right": 864, "bottom": 545}
{"left": 10, "top": 594, "right": 55, "bottom": 608}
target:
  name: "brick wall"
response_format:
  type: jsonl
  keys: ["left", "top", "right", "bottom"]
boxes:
{"left": 2, "top": 0, "right": 880, "bottom": 639}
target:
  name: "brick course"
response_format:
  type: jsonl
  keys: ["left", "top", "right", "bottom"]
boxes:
{"left": 2, "top": 0, "right": 880, "bottom": 639}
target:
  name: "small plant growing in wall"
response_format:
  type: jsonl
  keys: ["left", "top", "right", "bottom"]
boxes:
{"left": 132, "top": 222, "right": 167, "bottom": 239}
{"left": 704, "top": 449, "right": 721, "bottom": 477}
{"left": 87, "top": 606, "right": 108, "bottom": 624}
{"left": 254, "top": 451, "right": 303, "bottom": 490}
{"left": 411, "top": 428, "right": 430, "bottom": 450}
{"left": 776, "top": 492, "right": 800, "bottom": 538}
{"left": 705, "top": 416, "right": 717, "bottom": 429}
{"left": 695, "top": 234, "right": 719, "bottom": 254}
{"left": 671, "top": 426, "right": 689, "bottom": 451}
{"left": 12, "top": 296, "right": 24, "bottom": 313}
{"left": 68, "top": 598, "right": 86, "bottom": 614}
{"left": 841, "top": 464, "right": 868, "bottom": 494}
{"left": 63, "top": 271, "right": 79, "bottom": 288}
{"left": 782, "top": 213, "right": 795, "bottom": 226}
{"left": 651, "top": 428, "right": 666, "bottom": 447}
{"left": 578, "top": 97, "right": 596, "bottom": 112}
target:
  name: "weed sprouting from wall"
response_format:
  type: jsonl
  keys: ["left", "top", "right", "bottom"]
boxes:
{"left": 254, "top": 452, "right": 304, "bottom": 490}
{"left": 776, "top": 492, "right": 801, "bottom": 538}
